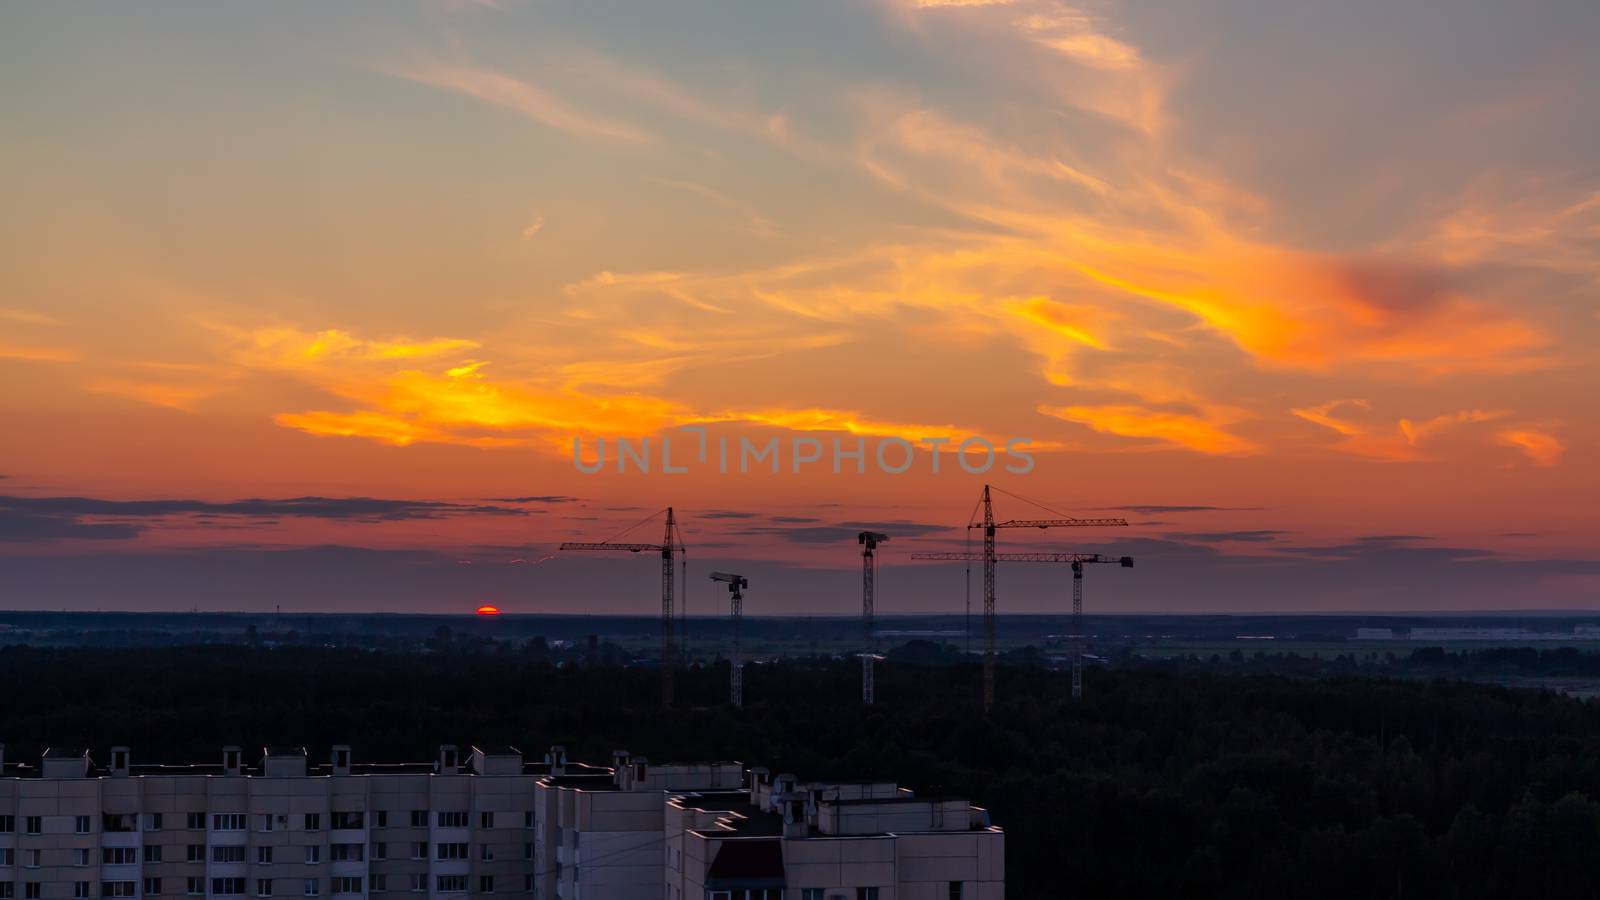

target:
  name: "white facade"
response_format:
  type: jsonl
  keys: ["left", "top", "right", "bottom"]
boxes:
{"left": 2, "top": 746, "right": 1003, "bottom": 900}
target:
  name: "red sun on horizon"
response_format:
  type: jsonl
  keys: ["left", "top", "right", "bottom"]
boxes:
{"left": 475, "top": 605, "right": 501, "bottom": 616}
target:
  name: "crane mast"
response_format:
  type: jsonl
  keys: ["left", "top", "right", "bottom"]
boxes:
{"left": 914, "top": 550, "right": 1132, "bottom": 701}
{"left": 859, "top": 532, "right": 889, "bottom": 705}
{"left": 710, "top": 572, "right": 748, "bottom": 708}
{"left": 981, "top": 487, "right": 997, "bottom": 711}
{"left": 559, "top": 506, "right": 684, "bottom": 708}
{"left": 660, "top": 508, "right": 675, "bottom": 707}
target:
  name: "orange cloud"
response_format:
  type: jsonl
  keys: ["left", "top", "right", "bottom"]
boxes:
{"left": 85, "top": 379, "right": 224, "bottom": 412}
{"left": 0, "top": 343, "right": 78, "bottom": 362}
{"left": 1497, "top": 430, "right": 1565, "bottom": 467}
{"left": 1040, "top": 403, "right": 1257, "bottom": 455}
{"left": 1294, "top": 401, "right": 1513, "bottom": 462}
{"left": 1400, "top": 409, "right": 1507, "bottom": 445}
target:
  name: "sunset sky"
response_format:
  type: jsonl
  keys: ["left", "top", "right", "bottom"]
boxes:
{"left": 2, "top": 0, "right": 1597, "bottom": 614}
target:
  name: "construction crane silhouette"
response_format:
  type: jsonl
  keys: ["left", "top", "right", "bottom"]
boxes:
{"left": 858, "top": 531, "right": 889, "bottom": 705}
{"left": 912, "top": 551, "right": 1132, "bottom": 700}
{"left": 559, "top": 507, "right": 685, "bottom": 708}
{"left": 709, "top": 571, "right": 748, "bottom": 708}
{"left": 921, "top": 485, "right": 1127, "bottom": 711}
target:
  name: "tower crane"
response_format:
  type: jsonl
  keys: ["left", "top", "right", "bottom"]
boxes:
{"left": 858, "top": 532, "right": 889, "bottom": 705}
{"left": 709, "top": 572, "right": 748, "bottom": 708}
{"left": 936, "top": 485, "right": 1127, "bottom": 710}
{"left": 911, "top": 551, "right": 1132, "bottom": 700}
{"left": 559, "top": 507, "right": 685, "bottom": 708}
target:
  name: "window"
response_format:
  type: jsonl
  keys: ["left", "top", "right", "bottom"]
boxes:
{"left": 857, "top": 890, "right": 881, "bottom": 900}
{"left": 0, "top": 815, "right": 12, "bottom": 833}
{"left": 478, "top": 813, "right": 494, "bottom": 830}
{"left": 103, "top": 848, "right": 138, "bottom": 866}
{"left": 948, "top": 883, "right": 963, "bottom": 900}
{"left": 304, "top": 814, "right": 321, "bottom": 833}
{"left": 522, "top": 844, "right": 532, "bottom": 861}
{"left": 212, "top": 882, "right": 246, "bottom": 897}
{"left": 213, "top": 847, "right": 246, "bottom": 864}
{"left": 408, "top": 877, "right": 426, "bottom": 894}
{"left": 477, "top": 877, "right": 493, "bottom": 895}
{"left": 330, "top": 845, "right": 362, "bottom": 863}
{"left": 214, "top": 814, "right": 247, "bottom": 832}
{"left": 258, "top": 848, "right": 274, "bottom": 865}
{"left": 370, "top": 844, "right": 386, "bottom": 861}
{"left": 434, "top": 843, "right": 467, "bottom": 861}
{"left": 369, "top": 877, "right": 386, "bottom": 894}
{"left": 24, "top": 817, "right": 41, "bottom": 835}
{"left": 102, "top": 814, "right": 136, "bottom": 833}
{"left": 74, "top": 849, "right": 91, "bottom": 867}
{"left": 187, "top": 879, "right": 205, "bottom": 897}
{"left": 373, "top": 812, "right": 387, "bottom": 829}
{"left": 479, "top": 845, "right": 493, "bottom": 862}
{"left": 187, "top": 813, "right": 207, "bottom": 831}
{"left": 145, "top": 813, "right": 164, "bottom": 832}
{"left": 25, "top": 885, "right": 40, "bottom": 900}
{"left": 75, "top": 816, "right": 91, "bottom": 834}
{"left": 74, "top": 882, "right": 90, "bottom": 899}
{"left": 437, "top": 811, "right": 468, "bottom": 829}
{"left": 143, "top": 879, "right": 163, "bottom": 896}
{"left": 522, "top": 877, "right": 533, "bottom": 895}
{"left": 0, "top": 885, "right": 11, "bottom": 900}
{"left": 143, "top": 846, "right": 163, "bottom": 864}
{"left": 522, "top": 812, "right": 534, "bottom": 830}
{"left": 304, "top": 882, "right": 320, "bottom": 898}
{"left": 409, "top": 844, "right": 427, "bottom": 861}
{"left": 187, "top": 845, "right": 205, "bottom": 863}
{"left": 0, "top": 848, "right": 13, "bottom": 866}
{"left": 330, "top": 813, "right": 362, "bottom": 831}
{"left": 409, "top": 812, "right": 426, "bottom": 828}
{"left": 435, "top": 877, "right": 466, "bottom": 895}
{"left": 258, "top": 815, "right": 275, "bottom": 833}
{"left": 801, "top": 892, "right": 824, "bottom": 900}
{"left": 25, "top": 850, "right": 41, "bottom": 868}
{"left": 103, "top": 884, "right": 137, "bottom": 899}
{"left": 304, "top": 847, "right": 321, "bottom": 865}
{"left": 257, "top": 882, "right": 273, "bottom": 899}
{"left": 331, "top": 879, "right": 362, "bottom": 896}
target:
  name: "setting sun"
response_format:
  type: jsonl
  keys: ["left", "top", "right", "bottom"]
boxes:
{"left": 475, "top": 605, "right": 501, "bottom": 616}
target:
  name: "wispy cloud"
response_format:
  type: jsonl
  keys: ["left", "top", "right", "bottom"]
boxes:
{"left": 382, "top": 62, "right": 651, "bottom": 142}
{"left": 1497, "top": 429, "right": 1565, "bottom": 467}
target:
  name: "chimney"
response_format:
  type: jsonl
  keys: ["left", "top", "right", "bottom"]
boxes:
{"left": 782, "top": 796, "right": 807, "bottom": 838}
{"left": 611, "top": 751, "right": 632, "bottom": 789}
{"left": 748, "top": 767, "right": 770, "bottom": 806}
{"left": 223, "top": 746, "right": 242, "bottom": 776}
{"left": 438, "top": 745, "right": 460, "bottom": 774}
{"left": 545, "top": 745, "right": 566, "bottom": 776}
{"left": 331, "top": 745, "right": 351, "bottom": 776}
{"left": 111, "top": 746, "right": 130, "bottom": 777}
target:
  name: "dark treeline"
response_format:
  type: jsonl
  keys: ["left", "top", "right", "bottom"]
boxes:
{"left": 6, "top": 643, "right": 1600, "bottom": 898}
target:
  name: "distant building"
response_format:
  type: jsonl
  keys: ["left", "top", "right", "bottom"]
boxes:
{"left": 1354, "top": 628, "right": 1395, "bottom": 640}
{"left": 0, "top": 744, "right": 1003, "bottom": 900}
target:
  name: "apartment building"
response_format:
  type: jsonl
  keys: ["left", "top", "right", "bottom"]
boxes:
{"left": 1, "top": 745, "right": 1002, "bottom": 900}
